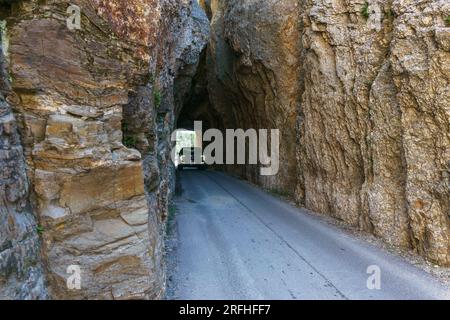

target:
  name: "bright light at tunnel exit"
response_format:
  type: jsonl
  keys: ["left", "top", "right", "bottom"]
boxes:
{"left": 171, "top": 121, "right": 280, "bottom": 176}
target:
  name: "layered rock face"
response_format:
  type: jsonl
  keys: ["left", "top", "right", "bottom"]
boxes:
{"left": 1, "top": 0, "right": 208, "bottom": 299}
{"left": 206, "top": 0, "right": 449, "bottom": 265}
{"left": 0, "top": 26, "right": 47, "bottom": 300}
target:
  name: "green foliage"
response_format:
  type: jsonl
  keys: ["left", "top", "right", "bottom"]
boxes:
{"left": 385, "top": 8, "right": 395, "bottom": 21}
{"left": 153, "top": 89, "right": 162, "bottom": 108}
{"left": 361, "top": 2, "right": 370, "bottom": 19}
{"left": 148, "top": 72, "right": 155, "bottom": 84}
{"left": 123, "top": 134, "right": 138, "bottom": 149}
{"left": 122, "top": 122, "right": 138, "bottom": 148}
{"left": 36, "top": 225, "right": 45, "bottom": 235}
{"left": 445, "top": 15, "right": 450, "bottom": 26}
{"left": 175, "top": 130, "right": 196, "bottom": 156}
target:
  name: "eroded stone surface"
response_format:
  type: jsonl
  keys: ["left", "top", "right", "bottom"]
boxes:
{"left": 205, "top": 0, "right": 301, "bottom": 192}
{"left": 206, "top": 0, "right": 449, "bottom": 265}
{"left": 1, "top": 0, "right": 209, "bottom": 299}
{"left": 0, "top": 24, "right": 47, "bottom": 299}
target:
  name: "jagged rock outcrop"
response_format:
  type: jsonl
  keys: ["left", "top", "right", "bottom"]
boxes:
{"left": 300, "top": 0, "right": 449, "bottom": 266}
{"left": 174, "top": 2, "right": 210, "bottom": 118}
{"left": 1, "top": 0, "right": 208, "bottom": 299}
{"left": 387, "top": 0, "right": 449, "bottom": 266}
{"left": 0, "top": 24, "right": 47, "bottom": 300}
{"left": 206, "top": 0, "right": 449, "bottom": 265}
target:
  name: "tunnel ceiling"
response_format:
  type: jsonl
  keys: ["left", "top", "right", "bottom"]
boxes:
{"left": 176, "top": 50, "right": 218, "bottom": 131}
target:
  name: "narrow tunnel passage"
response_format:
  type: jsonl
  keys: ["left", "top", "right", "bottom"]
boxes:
{"left": 174, "top": 0, "right": 449, "bottom": 269}
{"left": 0, "top": 0, "right": 448, "bottom": 301}
{"left": 167, "top": 0, "right": 450, "bottom": 300}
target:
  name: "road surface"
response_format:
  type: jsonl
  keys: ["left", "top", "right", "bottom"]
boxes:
{"left": 167, "top": 170, "right": 450, "bottom": 300}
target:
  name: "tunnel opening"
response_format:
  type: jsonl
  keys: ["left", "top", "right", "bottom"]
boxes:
{"left": 174, "top": 29, "right": 294, "bottom": 197}
{"left": 176, "top": 49, "right": 217, "bottom": 131}
{"left": 168, "top": 2, "right": 450, "bottom": 299}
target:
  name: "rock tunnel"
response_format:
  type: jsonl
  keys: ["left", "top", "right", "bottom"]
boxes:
{"left": 0, "top": 0, "right": 448, "bottom": 300}
{"left": 179, "top": 0, "right": 449, "bottom": 271}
